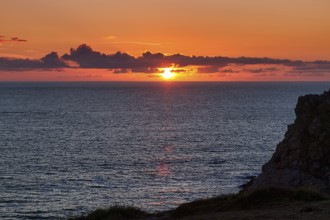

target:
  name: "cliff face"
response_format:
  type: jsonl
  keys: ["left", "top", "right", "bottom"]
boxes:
{"left": 248, "top": 90, "right": 330, "bottom": 191}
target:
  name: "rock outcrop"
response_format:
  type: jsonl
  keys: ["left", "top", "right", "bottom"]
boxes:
{"left": 248, "top": 90, "right": 330, "bottom": 192}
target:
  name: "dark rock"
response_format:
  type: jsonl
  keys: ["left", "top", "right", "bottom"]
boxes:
{"left": 239, "top": 176, "right": 256, "bottom": 189}
{"left": 247, "top": 90, "right": 330, "bottom": 192}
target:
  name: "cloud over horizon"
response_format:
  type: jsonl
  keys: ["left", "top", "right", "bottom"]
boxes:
{"left": 0, "top": 44, "right": 330, "bottom": 78}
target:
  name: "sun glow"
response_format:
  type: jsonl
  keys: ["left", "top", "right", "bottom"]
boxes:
{"left": 161, "top": 68, "right": 176, "bottom": 80}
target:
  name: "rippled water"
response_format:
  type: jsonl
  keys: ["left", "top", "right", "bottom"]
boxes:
{"left": 0, "top": 82, "right": 329, "bottom": 219}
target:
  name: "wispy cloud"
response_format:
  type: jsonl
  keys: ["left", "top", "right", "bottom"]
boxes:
{"left": 0, "top": 36, "right": 27, "bottom": 43}
{"left": 10, "top": 37, "right": 27, "bottom": 42}
{"left": 103, "top": 35, "right": 160, "bottom": 46}
{"left": 109, "top": 41, "right": 161, "bottom": 46}
{"left": 104, "top": 35, "right": 117, "bottom": 40}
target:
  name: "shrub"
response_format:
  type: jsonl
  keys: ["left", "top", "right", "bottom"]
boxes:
{"left": 68, "top": 205, "right": 148, "bottom": 220}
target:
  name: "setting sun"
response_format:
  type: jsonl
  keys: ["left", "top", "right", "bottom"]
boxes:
{"left": 161, "top": 68, "right": 176, "bottom": 80}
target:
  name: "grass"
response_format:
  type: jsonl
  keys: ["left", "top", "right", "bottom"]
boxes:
{"left": 171, "top": 187, "right": 326, "bottom": 218}
{"left": 292, "top": 187, "right": 326, "bottom": 201}
{"left": 68, "top": 205, "right": 148, "bottom": 220}
{"left": 68, "top": 187, "right": 326, "bottom": 220}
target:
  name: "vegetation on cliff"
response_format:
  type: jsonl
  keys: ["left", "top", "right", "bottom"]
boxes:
{"left": 68, "top": 187, "right": 328, "bottom": 220}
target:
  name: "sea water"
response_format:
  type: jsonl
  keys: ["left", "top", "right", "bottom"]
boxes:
{"left": 0, "top": 82, "right": 329, "bottom": 219}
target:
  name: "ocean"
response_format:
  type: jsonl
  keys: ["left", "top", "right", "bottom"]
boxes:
{"left": 0, "top": 82, "right": 329, "bottom": 219}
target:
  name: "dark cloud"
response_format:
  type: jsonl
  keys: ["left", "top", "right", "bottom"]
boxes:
{"left": 198, "top": 66, "right": 220, "bottom": 73}
{"left": 0, "top": 58, "right": 42, "bottom": 70}
{"left": 62, "top": 44, "right": 135, "bottom": 69}
{"left": 0, "top": 52, "right": 68, "bottom": 71}
{"left": 130, "top": 67, "right": 159, "bottom": 73}
{"left": 292, "top": 63, "right": 330, "bottom": 72}
{"left": 0, "top": 36, "right": 27, "bottom": 43}
{"left": 172, "top": 68, "right": 189, "bottom": 73}
{"left": 11, "top": 37, "right": 27, "bottom": 42}
{"left": 220, "top": 68, "right": 240, "bottom": 74}
{"left": 244, "top": 67, "right": 280, "bottom": 74}
{"left": 41, "top": 52, "right": 68, "bottom": 68}
{"left": 1, "top": 44, "right": 330, "bottom": 78}
{"left": 284, "top": 72, "right": 327, "bottom": 77}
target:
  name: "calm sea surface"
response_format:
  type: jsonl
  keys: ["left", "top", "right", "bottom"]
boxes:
{"left": 0, "top": 82, "right": 329, "bottom": 219}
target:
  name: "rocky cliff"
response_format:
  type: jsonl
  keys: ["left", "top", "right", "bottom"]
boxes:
{"left": 248, "top": 90, "right": 330, "bottom": 192}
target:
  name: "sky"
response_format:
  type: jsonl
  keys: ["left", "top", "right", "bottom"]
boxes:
{"left": 1, "top": 0, "right": 330, "bottom": 81}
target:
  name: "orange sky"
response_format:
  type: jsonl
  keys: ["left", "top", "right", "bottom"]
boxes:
{"left": 1, "top": 0, "right": 330, "bottom": 81}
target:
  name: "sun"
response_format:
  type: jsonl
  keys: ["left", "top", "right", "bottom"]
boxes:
{"left": 161, "top": 68, "right": 176, "bottom": 80}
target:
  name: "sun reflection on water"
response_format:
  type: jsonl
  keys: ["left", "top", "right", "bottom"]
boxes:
{"left": 156, "top": 163, "right": 170, "bottom": 176}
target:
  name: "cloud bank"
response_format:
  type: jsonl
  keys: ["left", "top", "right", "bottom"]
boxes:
{"left": 1, "top": 44, "right": 330, "bottom": 78}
